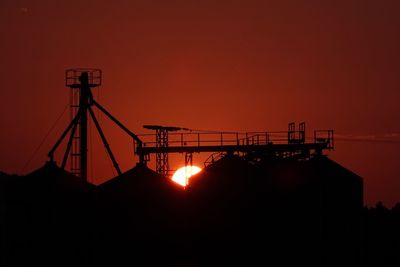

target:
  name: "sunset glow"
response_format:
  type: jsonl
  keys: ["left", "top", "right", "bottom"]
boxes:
{"left": 172, "top": 165, "right": 202, "bottom": 186}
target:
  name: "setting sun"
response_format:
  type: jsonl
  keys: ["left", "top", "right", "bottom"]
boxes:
{"left": 172, "top": 165, "right": 202, "bottom": 186}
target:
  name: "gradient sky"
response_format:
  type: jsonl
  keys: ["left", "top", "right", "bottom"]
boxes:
{"left": 0, "top": 0, "right": 399, "bottom": 207}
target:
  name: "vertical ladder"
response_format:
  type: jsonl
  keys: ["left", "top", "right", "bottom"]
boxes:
{"left": 70, "top": 87, "right": 81, "bottom": 177}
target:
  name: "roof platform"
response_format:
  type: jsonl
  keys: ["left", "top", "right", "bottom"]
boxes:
{"left": 136, "top": 123, "right": 334, "bottom": 175}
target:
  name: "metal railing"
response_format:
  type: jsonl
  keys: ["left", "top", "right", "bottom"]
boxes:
{"left": 138, "top": 129, "right": 334, "bottom": 150}
{"left": 65, "top": 68, "right": 102, "bottom": 88}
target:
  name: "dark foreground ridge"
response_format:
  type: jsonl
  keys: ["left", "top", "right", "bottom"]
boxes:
{"left": 1, "top": 156, "right": 399, "bottom": 267}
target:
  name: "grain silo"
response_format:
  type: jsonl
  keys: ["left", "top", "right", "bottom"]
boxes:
{"left": 4, "top": 161, "right": 95, "bottom": 267}
{"left": 180, "top": 153, "right": 363, "bottom": 267}
{"left": 255, "top": 155, "right": 363, "bottom": 267}
{"left": 184, "top": 154, "right": 258, "bottom": 266}
{"left": 95, "top": 163, "right": 186, "bottom": 266}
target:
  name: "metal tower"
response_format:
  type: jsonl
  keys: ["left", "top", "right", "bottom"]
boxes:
{"left": 66, "top": 69, "right": 100, "bottom": 179}
{"left": 48, "top": 69, "right": 144, "bottom": 181}
{"left": 143, "top": 125, "right": 188, "bottom": 177}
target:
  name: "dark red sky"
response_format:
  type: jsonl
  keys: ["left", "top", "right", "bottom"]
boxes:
{"left": 1, "top": 0, "right": 399, "bottom": 207}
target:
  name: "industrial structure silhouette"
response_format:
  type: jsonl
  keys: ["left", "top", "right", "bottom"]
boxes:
{"left": 1, "top": 69, "right": 399, "bottom": 266}
{"left": 49, "top": 69, "right": 334, "bottom": 180}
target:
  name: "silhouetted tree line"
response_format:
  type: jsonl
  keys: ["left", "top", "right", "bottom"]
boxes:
{"left": 362, "top": 202, "right": 400, "bottom": 267}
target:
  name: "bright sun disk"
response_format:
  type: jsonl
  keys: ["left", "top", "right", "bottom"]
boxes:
{"left": 172, "top": 165, "right": 202, "bottom": 186}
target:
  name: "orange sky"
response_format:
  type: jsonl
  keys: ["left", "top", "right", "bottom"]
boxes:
{"left": 0, "top": 0, "right": 399, "bottom": 207}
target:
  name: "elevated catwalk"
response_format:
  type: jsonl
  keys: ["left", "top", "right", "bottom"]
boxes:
{"left": 136, "top": 123, "right": 334, "bottom": 176}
